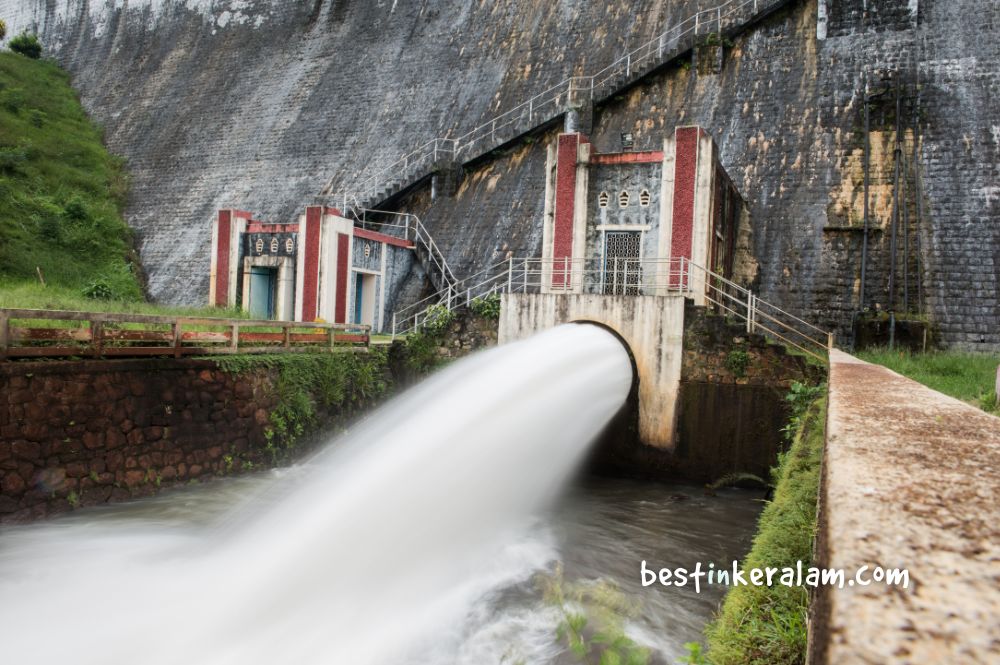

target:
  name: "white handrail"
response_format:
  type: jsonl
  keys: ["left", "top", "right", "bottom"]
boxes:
{"left": 392, "top": 253, "right": 831, "bottom": 363}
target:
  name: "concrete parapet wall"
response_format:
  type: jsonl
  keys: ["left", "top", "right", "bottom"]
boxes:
{"left": 810, "top": 351, "right": 1000, "bottom": 663}
{"left": 498, "top": 293, "right": 685, "bottom": 449}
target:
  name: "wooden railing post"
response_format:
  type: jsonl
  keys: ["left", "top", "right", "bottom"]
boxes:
{"left": 283, "top": 326, "right": 291, "bottom": 348}
{"left": 329, "top": 325, "right": 336, "bottom": 350}
{"left": 231, "top": 323, "right": 239, "bottom": 351}
{"left": 0, "top": 311, "right": 8, "bottom": 360}
{"left": 172, "top": 321, "right": 181, "bottom": 358}
{"left": 91, "top": 319, "right": 103, "bottom": 358}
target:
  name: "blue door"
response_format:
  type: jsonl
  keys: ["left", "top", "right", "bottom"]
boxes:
{"left": 249, "top": 267, "right": 276, "bottom": 319}
{"left": 354, "top": 274, "right": 364, "bottom": 324}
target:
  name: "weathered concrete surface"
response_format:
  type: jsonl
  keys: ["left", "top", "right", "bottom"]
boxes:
{"left": 811, "top": 350, "right": 1000, "bottom": 663}
{"left": 498, "top": 293, "right": 685, "bottom": 449}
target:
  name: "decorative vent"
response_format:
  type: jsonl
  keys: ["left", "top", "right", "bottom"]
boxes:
{"left": 639, "top": 189, "right": 651, "bottom": 207}
{"left": 285, "top": 238, "right": 294, "bottom": 254}
{"left": 270, "top": 238, "right": 279, "bottom": 254}
{"left": 619, "top": 190, "right": 630, "bottom": 208}
{"left": 254, "top": 238, "right": 264, "bottom": 253}
{"left": 598, "top": 191, "right": 610, "bottom": 208}
{"left": 364, "top": 242, "right": 372, "bottom": 258}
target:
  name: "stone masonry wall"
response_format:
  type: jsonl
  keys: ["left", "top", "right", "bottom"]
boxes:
{"left": 0, "top": 354, "right": 383, "bottom": 524}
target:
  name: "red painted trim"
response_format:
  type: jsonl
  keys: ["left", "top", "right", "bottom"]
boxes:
{"left": 671, "top": 127, "right": 699, "bottom": 264}
{"left": 334, "top": 233, "right": 350, "bottom": 324}
{"left": 231, "top": 210, "right": 254, "bottom": 220}
{"left": 590, "top": 150, "right": 665, "bottom": 165}
{"left": 301, "top": 206, "right": 322, "bottom": 321}
{"left": 246, "top": 222, "right": 299, "bottom": 233}
{"left": 215, "top": 210, "right": 232, "bottom": 307}
{"left": 553, "top": 134, "right": 582, "bottom": 288}
{"left": 323, "top": 207, "right": 343, "bottom": 217}
{"left": 353, "top": 227, "right": 415, "bottom": 249}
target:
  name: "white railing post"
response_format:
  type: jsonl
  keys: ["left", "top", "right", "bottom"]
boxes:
{"left": 747, "top": 291, "right": 754, "bottom": 334}
{"left": 392, "top": 312, "right": 397, "bottom": 341}
{"left": 523, "top": 258, "right": 528, "bottom": 293}
{"left": 507, "top": 256, "right": 514, "bottom": 293}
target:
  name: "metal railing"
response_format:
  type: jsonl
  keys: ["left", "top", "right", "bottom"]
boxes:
{"left": 393, "top": 255, "right": 832, "bottom": 363}
{"left": 343, "top": 201, "right": 458, "bottom": 293}
{"left": 321, "top": 0, "right": 786, "bottom": 210}
{"left": 0, "top": 309, "right": 370, "bottom": 360}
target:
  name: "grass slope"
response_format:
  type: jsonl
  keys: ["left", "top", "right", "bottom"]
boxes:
{"left": 705, "top": 395, "right": 826, "bottom": 665}
{"left": 0, "top": 51, "right": 142, "bottom": 305}
{"left": 857, "top": 348, "right": 999, "bottom": 412}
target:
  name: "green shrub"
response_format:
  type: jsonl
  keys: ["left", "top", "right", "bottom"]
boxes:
{"left": 725, "top": 349, "right": 751, "bottom": 378}
{"left": 469, "top": 292, "right": 501, "bottom": 319}
{"left": 81, "top": 262, "right": 143, "bottom": 301}
{"left": 0, "top": 86, "right": 25, "bottom": 112}
{"left": 9, "top": 32, "right": 42, "bottom": 59}
{"left": 0, "top": 20, "right": 7, "bottom": 42}
{"left": 0, "top": 144, "right": 28, "bottom": 171}
{"left": 420, "top": 304, "right": 455, "bottom": 336}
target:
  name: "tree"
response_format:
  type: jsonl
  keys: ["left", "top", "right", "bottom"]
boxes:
{"left": 10, "top": 32, "right": 42, "bottom": 59}
{"left": 0, "top": 19, "right": 8, "bottom": 41}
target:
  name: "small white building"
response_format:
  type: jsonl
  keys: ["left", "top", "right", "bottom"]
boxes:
{"left": 209, "top": 206, "right": 414, "bottom": 331}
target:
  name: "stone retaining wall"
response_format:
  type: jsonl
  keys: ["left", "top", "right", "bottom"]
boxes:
{"left": 0, "top": 354, "right": 382, "bottom": 523}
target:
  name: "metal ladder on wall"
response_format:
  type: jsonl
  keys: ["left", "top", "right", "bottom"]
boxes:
{"left": 318, "top": 0, "right": 791, "bottom": 213}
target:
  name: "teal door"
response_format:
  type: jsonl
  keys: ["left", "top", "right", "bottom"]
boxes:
{"left": 354, "top": 275, "right": 364, "bottom": 324}
{"left": 249, "top": 267, "right": 276, "bottom": 319}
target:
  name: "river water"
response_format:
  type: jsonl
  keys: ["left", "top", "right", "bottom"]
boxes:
{"left": 0, "top": 325, "right": 763, "bottom": 664}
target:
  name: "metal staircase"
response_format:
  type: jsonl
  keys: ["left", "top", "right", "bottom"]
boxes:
{"left": 319, "top": 0, "right": 792, "bottom": 212}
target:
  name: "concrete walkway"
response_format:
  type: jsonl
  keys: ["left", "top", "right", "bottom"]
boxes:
{"left": 811, "top": 350, "right": 1000, "bottom": 664}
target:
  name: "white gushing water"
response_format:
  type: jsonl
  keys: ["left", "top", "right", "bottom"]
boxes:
{"left": 0, "top": 324, "right": 632, "bottom": 664}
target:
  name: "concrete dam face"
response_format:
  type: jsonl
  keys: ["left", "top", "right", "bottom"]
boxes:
{"left": 6, "top": 0, "right": 1000, "bottom": 349}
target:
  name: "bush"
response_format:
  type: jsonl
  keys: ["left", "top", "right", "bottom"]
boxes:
{"left": 419, "top": 304, "right": 455, "bottom": 337}
{"left": 0, "top": 19, "right": 6, "bottom": 41}
{"left": 0, "top": 145, "right": 28, "bottom": 172}
{"left": 9, "top": 32, "right": 42, "bottom": 59}
{"left": 469, "top": 292, "right": 501, "bottom": 319}
{"left": 81, "top": 262, "right": 143, "bottom": 301}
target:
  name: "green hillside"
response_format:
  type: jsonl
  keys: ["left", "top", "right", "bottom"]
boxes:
{"left": 0, "top": 50, "right": 144, "bottom": 305}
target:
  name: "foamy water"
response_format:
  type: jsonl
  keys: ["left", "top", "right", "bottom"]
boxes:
{"left": 0, "top": 324, "right": 637, "bottom": 664}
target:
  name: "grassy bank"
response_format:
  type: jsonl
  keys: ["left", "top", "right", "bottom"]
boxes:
{"left": 856, "top": 348, "right": 999, "bottom": 412}
{"left": 0, "top": 51, "right": 144, "bottom": 304}
{"left": 704, "top": 393, "right": 826, "bottom": 665}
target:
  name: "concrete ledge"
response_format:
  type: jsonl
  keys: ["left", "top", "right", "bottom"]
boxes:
{"left": 810, "top": 350, "right": 1000, "bottom": 663}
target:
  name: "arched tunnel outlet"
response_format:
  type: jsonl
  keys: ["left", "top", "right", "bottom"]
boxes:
{"left": 499, "top": 294, "right": 819, "bottom": 482}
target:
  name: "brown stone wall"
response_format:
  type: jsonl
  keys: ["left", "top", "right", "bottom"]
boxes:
{"left": 1, "top": 358, "right": 336, "bottom": 524}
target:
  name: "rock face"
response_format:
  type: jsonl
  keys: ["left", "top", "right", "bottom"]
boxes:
{"left": 5, "top": 0, "right": 1000, "bottom": 349}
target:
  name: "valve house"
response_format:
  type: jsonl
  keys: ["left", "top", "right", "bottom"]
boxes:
{"left": 541, "top": 125, "right": 748, "bottom": 300}
{"left": 209, "top": 206, "right": 414, "bottom": 331}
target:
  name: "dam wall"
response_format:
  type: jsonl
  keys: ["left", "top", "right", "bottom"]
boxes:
{"left": 4, "top": 0, "right": 1000, "bottom": 349}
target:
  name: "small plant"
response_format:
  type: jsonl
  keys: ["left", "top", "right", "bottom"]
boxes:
{"left": 88, "top": 470, "right": 99, "bottom": 483}
{"left": 541, "top": 565, "right": 651, "bottom": 665}
{"left": 0, "top": 19, "right": 7, "bottom": 41}
{"left": 725, "top": 349, "right": 751, "bottom": 378}
{"left": 678, "top": 642, "right": 708, "bottom": 665}
{"left": 420, "top": 304, "right": 456, "bottom": 336}
{"left": 469, "top": 292, "right": 501, "bottom": 319}
{"left": 66, "top": 491, "right": 80, "bottom": 508}
{"left": 9, "top": 32, "right": 42, "bottom": 59}
{"left": 781, "top": 381, "right": 825, "bottom": 442}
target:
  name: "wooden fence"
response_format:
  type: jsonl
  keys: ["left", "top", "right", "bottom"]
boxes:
{"left": 0, "top": 309, "right": 370, "bottom": 360}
